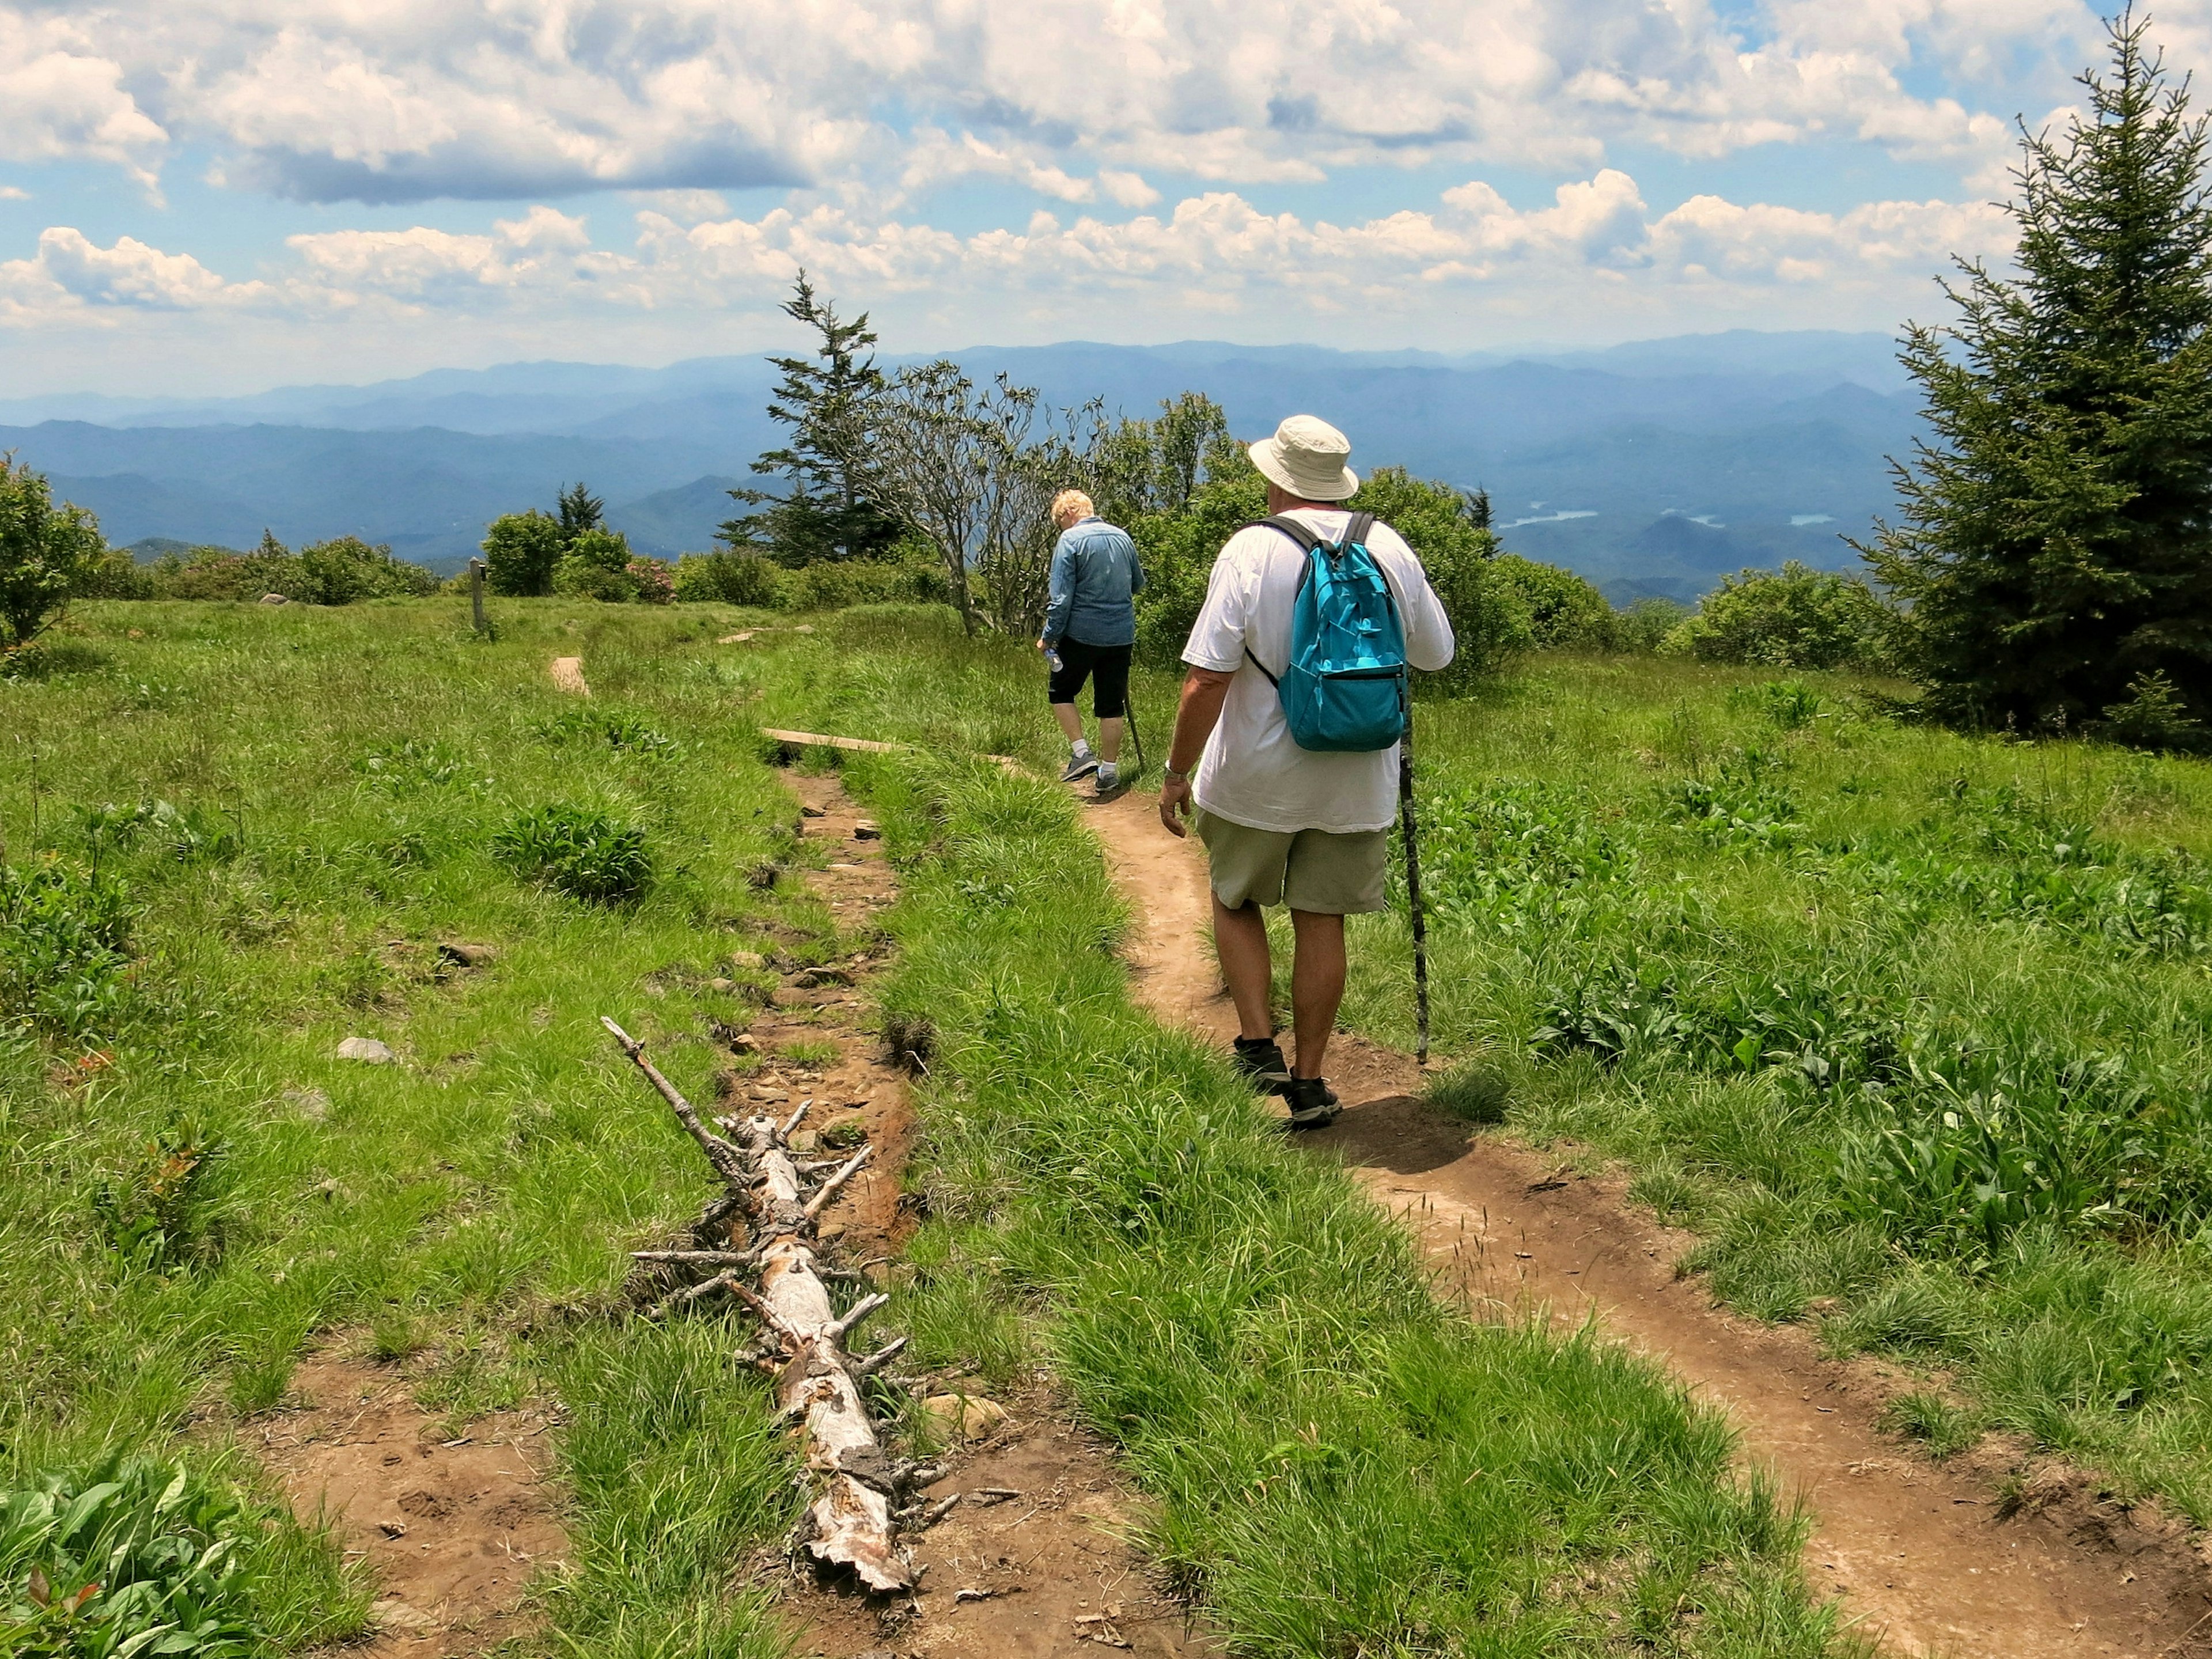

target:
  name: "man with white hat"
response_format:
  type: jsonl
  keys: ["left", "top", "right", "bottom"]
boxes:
{"left": 1157, "top": 415, "right": 1455, "bottom": 1127}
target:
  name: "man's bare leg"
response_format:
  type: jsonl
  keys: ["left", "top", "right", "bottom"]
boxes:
{"left": 1050, "top": 701, "right": 1085, "bottom": 747}
{"left": 1211, "top": 895, "right": 1275, "bottom": 1041}
{"left": 1098, "top": 714, "right": 1124, "bottom": 763}
{"left": 1287, "top": 908, "right": 1347, "bottom": 1078}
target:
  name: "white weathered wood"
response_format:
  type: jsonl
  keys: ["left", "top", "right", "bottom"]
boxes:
{"left": 605, "top": 1021, "right": 916, "bottom": 1590}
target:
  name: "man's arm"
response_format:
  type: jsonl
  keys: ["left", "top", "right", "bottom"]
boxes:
{"left": 1157, "top": 666, "right": 1234, "bottom": 837}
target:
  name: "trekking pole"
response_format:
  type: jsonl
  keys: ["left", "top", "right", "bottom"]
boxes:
{"left": 1398, "top": 703, "right": 1430, "bottom": 1066}
{"left": 1124, "top": 692, "right": 1147, "bottom": 784}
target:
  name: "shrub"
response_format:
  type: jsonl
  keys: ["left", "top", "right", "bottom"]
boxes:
{"left": 93, "top": 1116, "right": 229, "bottom": 1272}
{"left": 1662, "top": 562, "right": 1891, "bottom": 671}
{"left": 673, "top": 550, "right": 779, "bottom": 607}
{"left": 1, "top": 859, "right": 135, "bottom": 1041}
{"left": 1613, "top": 597, "right": 1688, "bottom": 652}
{"left": 291, "top": 535, "right": 439, "bottom": 604}
{"left": 554, "top": 555, "right": 641, "bottom": 603}
{"left": 1350, "top": 466, "right": 1531, "bottom": 687}
{"left": 2103, "top": 669, "right": 2203, "bottom": 750}
{"left": 1488, "top": 554, "right": 1615, "bottom": 649}
{"left": 491, "top": 805, "right": 654, "bottom": 903}
{"left": 73, "top": 549, "right": 154, "bottom": 601}
{"left": 482, "top": 511, "right": 565, "bottom": 597}
{"left": 627, "top": 557, "right": 675, "bottom": 604}
{"left": 1, "top": 454, "right": 106, "bottom": 647}
{"left": 0, "top": 1454, "right": 261, "bottom": 1658}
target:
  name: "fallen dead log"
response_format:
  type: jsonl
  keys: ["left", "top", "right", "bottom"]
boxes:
{"left": 603, "top": 1017, "right": 923, "bottom": 1590}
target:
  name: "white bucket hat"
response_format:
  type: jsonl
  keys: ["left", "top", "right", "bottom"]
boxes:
{"left": 1248, "top": 414, "right": 1359, "bottom": 502}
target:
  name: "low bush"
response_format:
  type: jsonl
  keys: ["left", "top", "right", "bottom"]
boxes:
{"left": 1, "top": 859, "right": 135, "bottom": 1042}
{"left": 92, "top": 1116, "right": 229, "bottom": 1273}
{"left": 134, "top": 536, "right": 438, "bottom": 605}
{"left": 1488, "top": 552, "right": 1615, "bottom": 649}
{"left": 0, "top": 1456, "right": 260, "bottom": 1658}
{"left": 491, "top": 804, "right": 655, "bottom": 903}
{"left": 1, "top": 456, "right": 105, "bottom": 648}
{"left": 1663, "top": 562, "right": 1891, "bottom": 670}
{"left": 481, "top": 510, "right": 565, "bottom": 597}
{"left": 673, "top": 550, "right": 779, "bottom": 607}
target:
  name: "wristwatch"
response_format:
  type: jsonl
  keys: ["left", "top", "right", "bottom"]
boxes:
{"left": 1162, "top": 766, "right": 1190, "bottom": 783}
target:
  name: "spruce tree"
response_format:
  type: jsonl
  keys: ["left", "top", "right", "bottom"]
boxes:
{"left": 1863, "top": 9, "right": 2212, "bottom": 733}
{"left": 722, "top": 274, "right": 902, "bottom": 566}
{"left": 556, "top": 482, "right": 604, "bottom": 544}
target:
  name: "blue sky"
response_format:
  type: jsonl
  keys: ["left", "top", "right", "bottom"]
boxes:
{"left": 0, "top": 0, "right": 2176, "bottom": 395}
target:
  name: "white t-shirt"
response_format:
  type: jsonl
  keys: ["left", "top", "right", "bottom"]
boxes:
{"left": 1181, "top": 509, "right": 1456, "bottom": 835}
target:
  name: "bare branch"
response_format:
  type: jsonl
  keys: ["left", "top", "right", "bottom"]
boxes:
{"left": 603, "top": 1017, "right": 749, "bottom": 1184}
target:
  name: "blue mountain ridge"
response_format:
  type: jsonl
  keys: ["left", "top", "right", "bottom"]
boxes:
{"left": 1, "top": 331, "right": 1922, "bottom": 585}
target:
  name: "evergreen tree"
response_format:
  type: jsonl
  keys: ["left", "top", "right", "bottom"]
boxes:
{"left": 721, "top": 274, "right": 902, "bottom": 566}
{"left": 556, "top": 483, "right": 604, "bottom": 545}
{"left": 1863, "top": 10, "right": 2212, "bottom": 733}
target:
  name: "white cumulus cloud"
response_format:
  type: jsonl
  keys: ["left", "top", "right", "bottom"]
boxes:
{"left": 0, "top": 0, "right": 2129, "bottom": 204}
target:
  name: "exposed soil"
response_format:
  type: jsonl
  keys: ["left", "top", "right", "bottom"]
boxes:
{"left": 547, "top": 656, "right": 589, "bottom": 695}
{"left": 255, "top": 1354, "right": 566, "bottom": 1657}
{"left": 1088, "top": 785, "right": 2212, "bottom": 1659}
{"left": 772, "top": 762, "right": 1211, "bottom": 1658}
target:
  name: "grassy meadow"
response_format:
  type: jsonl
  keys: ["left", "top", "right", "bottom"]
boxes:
{"left": 1, "top": 595, "right": 1865, "bottom": 1657}
{"left": 1339, "top": 658, "right": 2212, "bottom": 1518}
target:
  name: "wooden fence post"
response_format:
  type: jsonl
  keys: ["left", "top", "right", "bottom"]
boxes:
{"left": 469, "top": 558, "right": 488, "bottom": 634}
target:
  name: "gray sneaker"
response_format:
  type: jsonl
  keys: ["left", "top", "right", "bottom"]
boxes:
{"left": 1092, "top": 765, "right": 1123, "bottom": 799}
{"left": 1060, "top": 751, "right": 1099, "bottom": 782}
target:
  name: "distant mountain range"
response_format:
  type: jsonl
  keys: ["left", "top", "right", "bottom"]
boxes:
{"left": 0, "top": 329, "right": 1923, "bottom": 593}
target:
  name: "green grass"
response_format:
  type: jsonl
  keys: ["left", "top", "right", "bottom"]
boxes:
{"left": 2, "top": 596, "right": 1860, "bottom": 1655}
{"left": 1333, "top": 655, "right": 2212, "bottom": 1517}
{"left": 854, "top": 751, "right": 1847, "bottom": 1656}
{"left": 1, "top": 596, "right": 827, "bottom": 1651}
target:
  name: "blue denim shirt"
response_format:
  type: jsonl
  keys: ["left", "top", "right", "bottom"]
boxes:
{"left": 1043, "top": 517, "right": 1145, "bottom": 647}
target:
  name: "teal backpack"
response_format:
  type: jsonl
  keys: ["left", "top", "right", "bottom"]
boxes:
{"left": 1243, "top": 512, "right": 1410, "bottom": 752}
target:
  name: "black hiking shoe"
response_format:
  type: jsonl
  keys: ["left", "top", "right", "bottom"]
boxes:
{"left": 1091, "top": 767, "right": 1127, "bottom": 801}
{"left": 1230, "top": 1036, "right": 1291, "bottom": 1090}
{"left": 1060, "top": 751, "right": 1099, "bottom": 783}
{"left": 1281, "top": 1075, "right": 1341, "bottom": 1131}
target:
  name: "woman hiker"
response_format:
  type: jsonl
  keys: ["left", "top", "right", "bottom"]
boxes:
{"left": 1038, "top": 488, "right": 1145, "bottom": 799}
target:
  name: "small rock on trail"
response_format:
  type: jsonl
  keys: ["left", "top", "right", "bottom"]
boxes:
{"left": 336, "top": 1036, "right": 396, "bottom": 1063}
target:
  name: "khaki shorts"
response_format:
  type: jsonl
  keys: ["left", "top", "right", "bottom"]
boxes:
{"left": 1194, "top": 808, "right": 1389, "bottom": 915}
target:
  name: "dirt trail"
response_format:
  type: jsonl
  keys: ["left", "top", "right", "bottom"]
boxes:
{"left": 1088, "top": 786, "right": 2212, "bottom": 1659}
{"left": 772, "top": 766, "right": 1210, "bottom": 1659}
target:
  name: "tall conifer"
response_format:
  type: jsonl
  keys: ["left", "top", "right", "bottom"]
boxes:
{"left": 1864, "top": 10, "right": 2212, "bottom": 732}
{"left": 722, "top": 274, "right": 901, "bottom": 566}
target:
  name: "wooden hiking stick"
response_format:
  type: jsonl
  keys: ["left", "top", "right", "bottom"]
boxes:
{"left": 1399, "top": 707, "right": 1430, "bottom": 1065}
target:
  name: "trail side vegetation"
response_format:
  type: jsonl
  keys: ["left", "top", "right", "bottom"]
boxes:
{"left": 2, "top": 599, "right": 1856, "bottom": 1656}
{"left": 1338, "top": 656, "right": 2212, "bottom": 1518}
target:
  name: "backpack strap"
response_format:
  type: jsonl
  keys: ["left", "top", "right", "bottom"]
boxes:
{"left": 1240, "top": 511, "right": 1377, "bottom": 684}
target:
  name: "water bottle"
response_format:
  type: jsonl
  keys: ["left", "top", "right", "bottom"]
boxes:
{"left": 1046, "top": 647, "right": 1063, "bottom": 673}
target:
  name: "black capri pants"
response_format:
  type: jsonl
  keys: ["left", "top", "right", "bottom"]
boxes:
{"left": 1047, "top": 638, "right": 1132, "bottom": 718}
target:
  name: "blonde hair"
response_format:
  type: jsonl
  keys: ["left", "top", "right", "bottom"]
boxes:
{"left": 1051, "top": 489, "right": 1095, "bottom": 525}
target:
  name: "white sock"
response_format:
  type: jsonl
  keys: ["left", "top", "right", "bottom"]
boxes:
{"left": 1097, "top": 761, "right": 1118, "bottom": 783}
{"left": 1073, "top": 738, "right": 1093, "bottom": 757}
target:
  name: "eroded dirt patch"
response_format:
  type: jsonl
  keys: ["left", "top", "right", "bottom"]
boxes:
{"left": 789, "top": 1396, "right": 1206, "bottom": 1659}
{"left": 256, "top": 1354, "right": 565, "bottom": 1656}
{"left": 765, "top": 760, "right": 1211, "bottom": 1657}
{"left": 1087, "top": 783, "right": 2212, "bottom": 1659}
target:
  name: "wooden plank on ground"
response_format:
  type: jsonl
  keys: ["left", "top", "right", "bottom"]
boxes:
{"left": 760, "top": 728, "right": 907, "bottom": 755}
